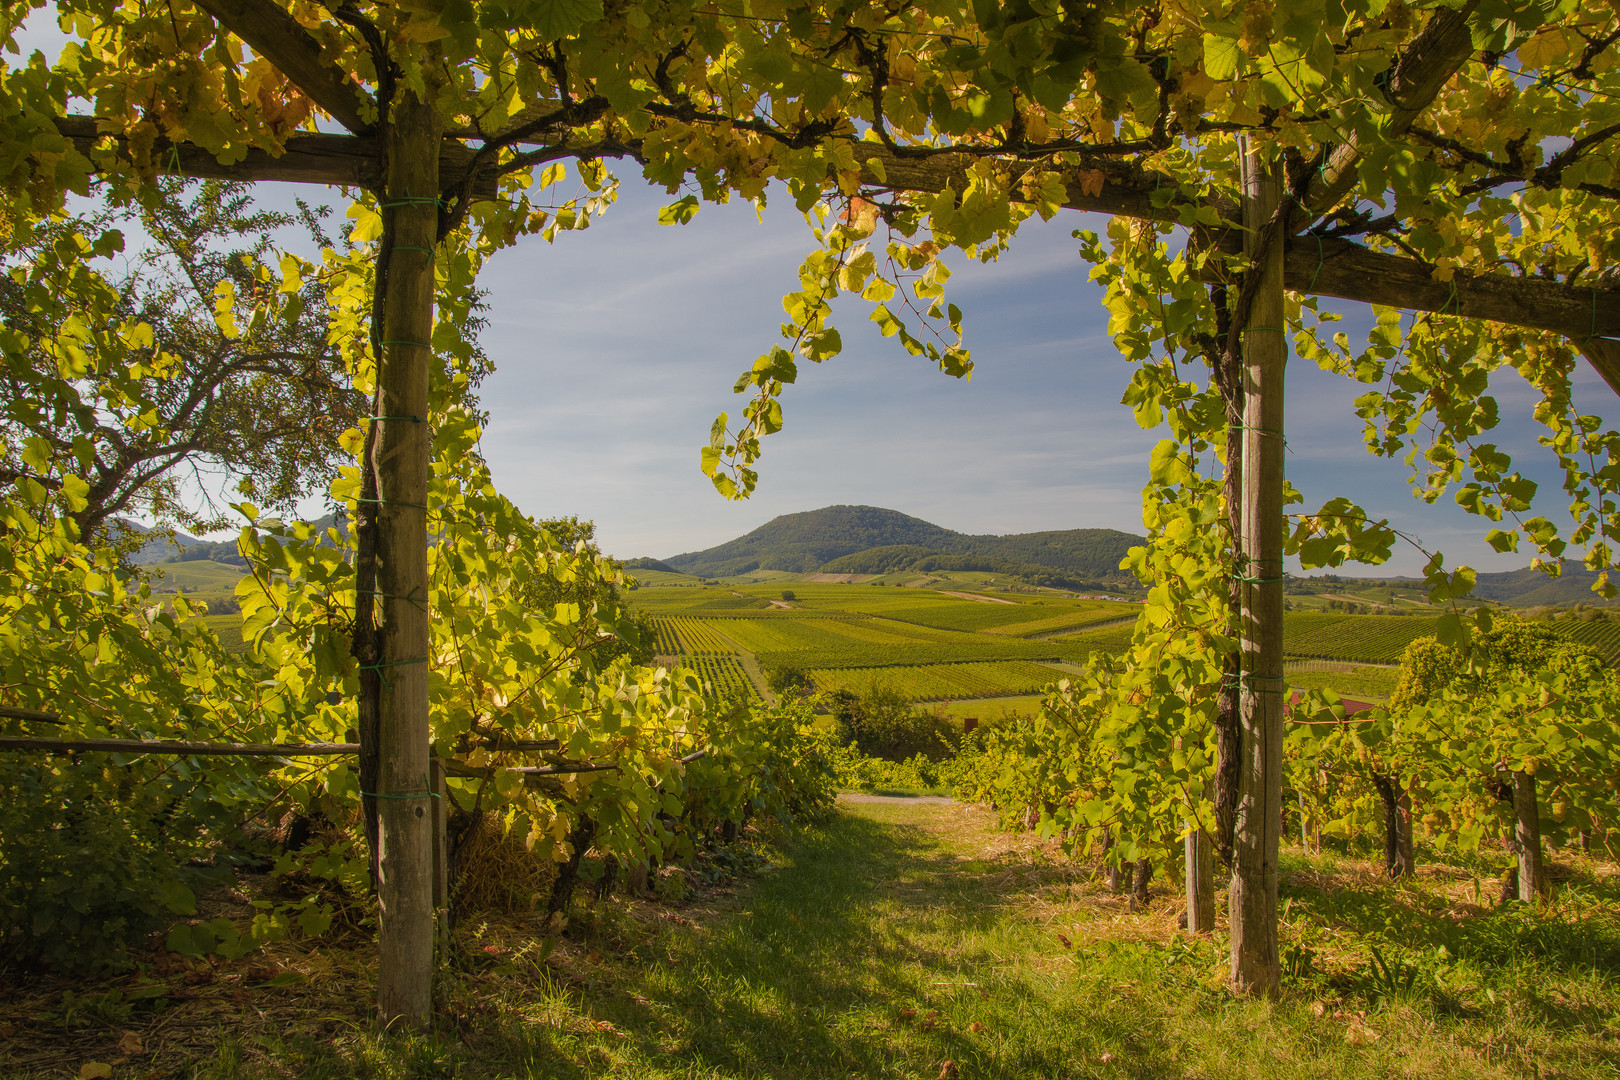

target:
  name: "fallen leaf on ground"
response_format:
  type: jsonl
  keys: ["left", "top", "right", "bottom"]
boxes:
{"left": 1057, "top": 934, "right": 1073, "bottom": 949}
{"left": 117, "top": 1031, "right": 144, "bottom": 1054}
{"left": 1100, "top": 1052, "right": 1118, "bottom": 1064}
{"left": 937, "top": 1061, "right": 957, "bottom": 1080}
{"left": 969, "top": 1022, "right": 986, "bottom": 1033}
{"left": 78, "top": 1065, "right": 113, "bottom": 1080}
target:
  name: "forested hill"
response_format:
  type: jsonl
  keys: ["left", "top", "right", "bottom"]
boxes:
{"left": 660, "top": 505, "right": 1143, "bottom": 579}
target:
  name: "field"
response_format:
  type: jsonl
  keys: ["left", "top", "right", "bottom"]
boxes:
{"left": 678, "top": 654, "right": 759, "bottom": 703}
{"left": 630, "top": 584, "right": 1137, "bottom": 703}
{"left": 146, "top": 560, "right": 247, "bottom": 593}
{"left": 807, "top": 661, "right": 1065, "bottom": 701}
{"left": 632, "top": 585, "right": 1620, "bottom": 707}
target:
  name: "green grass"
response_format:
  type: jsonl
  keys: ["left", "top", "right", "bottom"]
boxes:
{"left": 1284, "top": 665, "right": 1400, "bottom": 703}
{"left": 147, "top": 560, "right": 248, "bottom": 592}
{"left": 809, "top": 660, "right": 1063, "bottom": 701}
{"left": 35, "top": 800, "right": 1610, "bottom": 1079}
{"left": 934, "top": 696, "right": 1046, "bottom": 721}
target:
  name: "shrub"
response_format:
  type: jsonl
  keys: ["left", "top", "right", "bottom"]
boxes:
{"left": 826, "top": 685, "right": 957, "bottom": 761}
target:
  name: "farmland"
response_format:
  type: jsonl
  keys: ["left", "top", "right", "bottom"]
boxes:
{"left": 808, "top": 661, "right": 1066, "bottom": 701}
{"left": 631, "top": 583, "right": 1135, "bottom": 704}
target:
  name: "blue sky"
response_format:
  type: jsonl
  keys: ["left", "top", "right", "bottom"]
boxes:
{"left": 11, "top": 16, "right": 1612, "bottom": 575}
{"left": 474, "top": 177, "right": 1610, "bottom": 574}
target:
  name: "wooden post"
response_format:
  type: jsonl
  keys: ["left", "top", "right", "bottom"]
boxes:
{"left": 430, "top": 758, "right": 449, "bottom": 911}
{"left": 1184, "top": 825, "right": 1216, "bottom": 934}
{"left": 1513, "top": 770, "right": 1545, "bottom": 901}
{"left": 1229, "top": 138, "right": 1287, "bottom": 995}
{"left": 372, "top": 88, "right": 441, "bottom": 1030}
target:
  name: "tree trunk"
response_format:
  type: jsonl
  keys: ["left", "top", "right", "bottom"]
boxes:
{"left": 1398, "top": 782, "right": 1416, "bottom": 878}
{"left": 1514, "top": 770, "right": 1545, "bottom": 901}
{"left": 1371, "top": 773, "right": 1402, "bottom": 879}
{"left": 1132, "top": 859, "right": 1154, "bottom": 907}
{"left": 1101, "top": 828, "right": 1125, "bottom": 893}
{"left": 1185, "top": 826, "right": 1216, "bottom": 934}
{"left": 1229, "top": 139, "right": 1287, "bottom": 996}
{"left": 1208, "top": 282, "right": 1243, "bottom": 871}
{"left": 547, "top": 816, "right": 599, "bottom": 928}
{"left": 370, "top": 89, "right": 442, "bottom": 1031}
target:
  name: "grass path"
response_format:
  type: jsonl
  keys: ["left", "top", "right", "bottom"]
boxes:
{"left": 345, "top": 798, "right": 1615, "bottom": 1079}
{"left": 22, "top": 798, "right": 1616, "bottom": 1079}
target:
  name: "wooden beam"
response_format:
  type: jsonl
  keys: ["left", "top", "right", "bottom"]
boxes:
{"left": 849, "top": 145, "right": 1620, "bottom": 351}
{"left": 1277, "top": 234, "right": 1620, "bottom": 340}
{"left": 52, "top": 117, "right": 495, "bottom": 198}
{"left": 1579, "top": 339, "right": 1620, "bottom": 397}
{"left": 1293, "top": 3, "right": 1479, "bottom": 229}
{"left": 0, "top": 735, "right": 358, "bottom": 755}
{"left": 190, "top": 0, "right": 376, "bottom": 136}
{"left": 44, "top": 114, "right": 1617, "bottom": 370}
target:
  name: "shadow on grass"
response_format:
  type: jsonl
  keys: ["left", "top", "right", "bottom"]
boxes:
{"left": 346, "top": 809, "right": 1178, "bottom": 1080}
{"left": 1279, "top": 849, "right": 1620, "bottom": 1033}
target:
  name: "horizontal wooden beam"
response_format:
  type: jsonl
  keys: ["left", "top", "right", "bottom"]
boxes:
{"left": 852, "top": 145, "right": 1620, "bottom": 371}
{"left": 1279, "top": 234, "right": 1620, "bottom": 341}
{"left": 0, "top": 735, "right": 360, "bottom": 755}
{"left": 53, "top": 117, "right": 494, "bottom": 198}
{"left": 48, "top": 115, "right": 1618, "bottom": 381}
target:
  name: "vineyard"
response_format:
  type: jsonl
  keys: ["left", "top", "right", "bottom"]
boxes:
{"left": 654, "top": 617, "right": 744, "bottom": 655}
{"left": 1280, "top": 613, "right": 1443, "bottom": 664}
{"left": 809, "top": 660, "right": 1065, "bottom": 701}
{"left": 677, "top": 654, "right": 760, "bottom": 703}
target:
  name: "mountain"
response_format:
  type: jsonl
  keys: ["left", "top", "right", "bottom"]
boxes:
{"left": 115, "top": 520, "right": 203, "bottom": 565}
{"left": 1333, "top": 563, "right": 1618, "bottom": 608}
{"left": 662, "top": 505, "right": 1142, "bottom": 581}
{"left": 623, "top": 556, "right": 681, "bottom": 574}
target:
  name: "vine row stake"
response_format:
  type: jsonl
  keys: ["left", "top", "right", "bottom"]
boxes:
{"left": 1230, "top": 137, "right": 1288, "bottom": 995}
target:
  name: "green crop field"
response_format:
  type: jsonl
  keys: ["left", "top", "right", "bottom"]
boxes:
{"left": 1051, "top": 623, "right": 1137, "bottom": 658}
{"left": 1281, "top": 612, "right": 1440, "bottom": 664}
{"left": 1551, "top": 618, "right": 1620, "bottom": 661}
{"left": 677, "top": 654, "right": 758, "bottom": 703}
{"left": 655, "top": 617, "right": 742, "bottom": 654}
{"left": 980, "top": 605, "right": 1138, "bottom": 637}
{"left": 148, "top": 560, "right": 247, "bottom": 593}
{"left": 809, "top": 660, "right": 1064, "bottom": 701}
{"left": 641, "top": 584, "right": 1620, "bottom": 701}
{"left": 1284, "top": 664, "right": 1400, "bottom": 703}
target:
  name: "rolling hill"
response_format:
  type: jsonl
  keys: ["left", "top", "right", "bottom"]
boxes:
{"left": 658, "top": 505, "right": 1143, "bottom": 582}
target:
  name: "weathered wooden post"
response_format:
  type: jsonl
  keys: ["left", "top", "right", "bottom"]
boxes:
{"left": 1229, "top": 136, "right": 1287, "bottom": 994}
{"left": 1184, "top": 825, "right": 1216, "bottom": 934}
{"left": 368, "top": 88, "right": 442, "bottom": 1030}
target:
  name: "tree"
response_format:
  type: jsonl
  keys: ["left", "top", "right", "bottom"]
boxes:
{"left": 0, "top": 180, "right": 361, "bottom": 545}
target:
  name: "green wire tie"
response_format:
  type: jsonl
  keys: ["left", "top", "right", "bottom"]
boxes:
{"left": 1240, "top": 327, "right": 1287, "bottom": 334}
{"left": 1309, "top": 233, "right": 1325, "bottom": 291}
{"left": 1221, "top": 672, "right": 1289, "bottom": 695}
{"left": 358, "top": 587, "right": 429, "bottom": 611}
{"left": 359, "top": 415, "right": 428, "bottom": 424}
{"left": 1439, "top": 278, "right": 1461, "bottom": 317}
{"left": 1230, "top": 424, "right": 1287, "bottom": 441}
{"left": 355, "top": 497, "right": 429, "bottom": 511}
{"left": 381, "top": 196, "right": 444, "bottom": 208}
{"left": 360, "top": 657, "right": 430, "bottom": 692}
{"left": 361, "top": 772, "right": 441, "bottom": 801}
{"left": 380, "top": 340, "right": 432, "bottom": 349}
{"left": 1232, "top": 574, "right": 1287, "bottom": 584}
